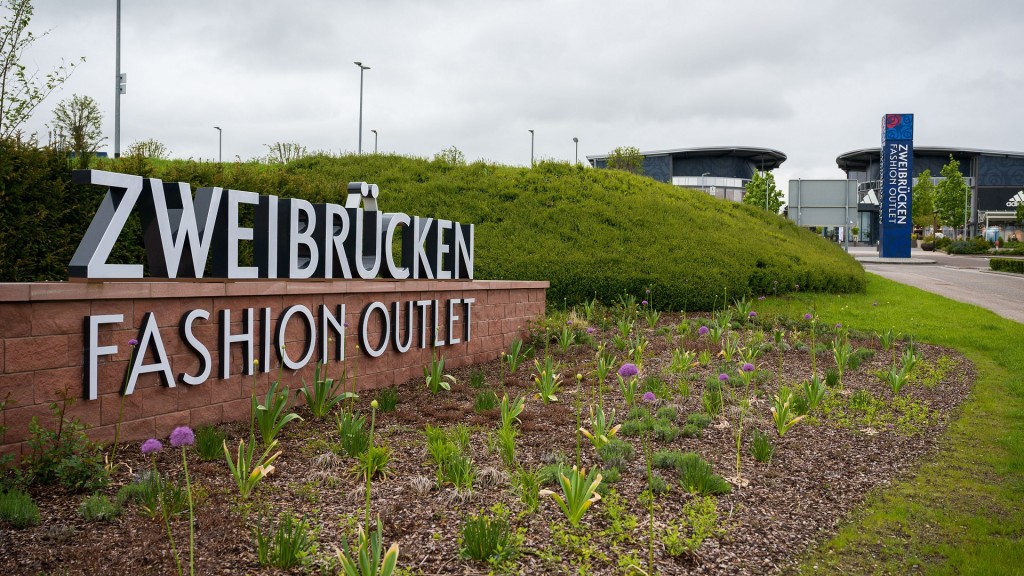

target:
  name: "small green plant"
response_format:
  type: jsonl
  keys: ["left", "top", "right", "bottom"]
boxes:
{"left": 824, "top": 366, "right": 840, "bottom": 387}
{"left": 750, "top": 429, "right": 775, "bottom": 463}
{"left": 579, "top": 406, "right": 621, "bottom": 450}
{"left": 697, "top": 349, "right": 712, "bottom": 366}
{"left": 254, "top": 512, "right": 317, "bottom": 569}
{"left": 24, "top": 396, "right": 108, "bottom": 492}
{"left": 596, "top": 438, "right": 635, "bottom": 470}
{"left": 505, "top": 339, "right": 533, "bottom": 372}
{"left": 648, "top": 472, "right": 671, "bottom": 495}
{"left": 335, "top": 518, "right": 399, "bottom": 576}
{"left": 474, "top": 390, "right": 499, "bottom": 413}
{"left": 0, "top": 488, "right": 40, "bottom": 528}
{"left": 495, "top": 424, "right": 518, "bottom": 469}
{"left": 556, "top": 322, "right": 577, "bottom": 353}
{"left": 336, "top": 411, "right": 371, "bottom": 457}
{"left": 540, "top": 465, "right": 603, "bottom": 527}
{"left": 831, "top": 336, "right": 854, "bottom": 387}
{"left": 652, "top": 419, "right": 681, "bottom": 442}
{"left": 254, "top": 379, "right": 303, "bottom": 445}
{"left": 500, "top": 395, "right": 525, "bottom": 429}
{"left": 668, "top": 347, "right": 697, "bottom": 374}
{"left": 533, "top": 355, "right": 562, "bottom": 403}
{"left": 299, "top": 362, "right": 354, "bottom": 419}
{"left": 595, "top": 347, "right": 617, "bottom": 393}
{"left": 426, "top": 425, "right": 475, "bottom": 491}
{"left": 375, "top": 388, "right": 398, "bottom": 412}
{"left": 677, "top": 453, "right": 732, "bottom": 495}
{"left": 880, "top": 363, "right": 911, "bottom": 394}
{"left": 424, "top": 349, "right": 455, "bottom": 393}
{"left": 687, "top": 412, "right": 713, "bottom": 429}
{"left": 354, "top": 444, "right": 391, "bottom": 480}
{"left": 801, "top": 376, "right": 827, "bottom": 413}
{"left": 79, "top": 492, "right": 121, "bottom": 522}
{"left": 194, "top": 425, "right": 227, "bottom": 461}
{"left": 469, "top": 370, "right": 487, "bottom": 388}
{"left": 511, "top": 466, "right": 541, "bottom": 513}
{"left": 663, "top": 495, "right": 723, "bottom": 557}
{"left": 460, "top": 508, "right": 517, "bottom": 564}
{"left": 117, "top": 472, "right": 163, "bottom": 519}
{"left": 720, "top": 332, "right": 742, "bottom": 360}
{"left": 878, "top": 328, "right": 899, "bottom": 362}
{"left": 224, "top": 436, "right": 282, "bottom": 499}
{"left": 771, "top": 387, "right": 806, "bottom": 436}
{"left": 702, "top": 381, "right": 723, "bottom": 416}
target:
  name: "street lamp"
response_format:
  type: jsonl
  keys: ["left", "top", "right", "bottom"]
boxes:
{"left": 528, "top": 129, "right": 534, "bottom": 166}
{"left": 114, "top": 0, "right": 123, "bottom": 158}
{"left": 573, "top": 137, "right": 578, "bottom": 165}
{"left": 702, "top": 172, "right": 711, "bottom": 193}
{"left": 354, "top": 61, "right": 370, "bottom": 154}
{"left": 214, "top": 126, "right": 222, "bottom": 163}
{"left": 371, "top": 129, "right": 377, "bottom": 153}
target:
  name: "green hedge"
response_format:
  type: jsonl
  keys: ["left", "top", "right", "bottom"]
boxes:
{"left": 990, "top": 258, "right": 1024, "bottom": 274}
{"left": 0, "top": 147, "right": 866, "bottom": 309}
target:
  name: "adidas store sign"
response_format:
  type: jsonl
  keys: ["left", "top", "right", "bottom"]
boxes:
{"left": 1007, "top": 190, "right": 1024, "bottom": 207}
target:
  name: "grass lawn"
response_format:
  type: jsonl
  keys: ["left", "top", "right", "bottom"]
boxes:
{"left": 757, "top": 273, "right": 1024, "bottom": 575}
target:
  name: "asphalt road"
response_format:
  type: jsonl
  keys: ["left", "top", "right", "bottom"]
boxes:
{"left": 848, "top": 246, "right": 1024, "bottom": 324}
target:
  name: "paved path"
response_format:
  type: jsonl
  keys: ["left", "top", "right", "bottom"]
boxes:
{"left": 848, "top": 246, "right": 1024, "bottom": 324}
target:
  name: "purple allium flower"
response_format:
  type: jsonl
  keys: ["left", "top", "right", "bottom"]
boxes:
{"left": 698, "top": 326, "right": 710, "bottom": 336}
{"left": 141, "top": 438, "right": 162, "bottom": 455}
{"left": 566, "top": 321, "right": 572, "bottom": 326}
{"left": 128, "top": 338, "right": 139, "bottom": 347}
{"left": 804, "top": 313, "right": 813, "bottom": 321}
{"left": 169, "top": 426, "right": 195, "bottom": 447}
{"left": 742, "top": 363, "right": 755, "bottom": 372}
{"left": 586, "top": 327, "right": 596, "bottom": 334}
{"left": 642, "top": 391, "right": 657, "bottom": 403}
{"left": 718, "top": 373, "right": 730, "bottom": 382}
{"left": 835, "top": 323, "right": 843, "bottom": 329}
{"left": 749, "top": 311, "right": 757, "bottom": 318}
{"left": 645, "top": 289, "right": 650, "bottom": 294}
{"left": 618, "top": 363, "right": 639, "bottom": 378}
{"left": 641, "top": 300, "right": 648, "bottom": 306}
{"left": 758, "top": 295, "right": 766, "bottom": 301}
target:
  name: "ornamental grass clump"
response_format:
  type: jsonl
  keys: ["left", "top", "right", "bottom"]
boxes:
{"left": 460, "top": 508, "right": 517, "bottom": 564}
{"left": 254, "top": 512, "right": 318, "bottom": 569}
{"left": 0, "top": 488, "right": 40, "bottom": 528}
{"left": 539, "top": 465, "right": 603, "bottom": 527}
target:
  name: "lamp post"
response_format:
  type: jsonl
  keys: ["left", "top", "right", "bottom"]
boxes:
{"left": 371, "top": 129, "right": 377, "bottom": 153}
{"left": 354, "top": 61, "right": 370, "bottom": 154}
{"left": 114, "top": 0, "right": 122, "bottom": 158}
{"left": 573, "top": 137, "right": 578, "bottom": 165}
{"left": 214, "top": 126, "right": 221, "bottom": 163}
{"left": 702, "top": 172, "right": 711, "bottom": 193}
{"left": 528, "top": 129, "right": 534, "bottom": 166}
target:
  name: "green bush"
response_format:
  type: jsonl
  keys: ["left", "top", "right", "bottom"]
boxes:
{"left": 946, "top": 238, "right": 992, "bottom": 254}
{"left": 0, "top": 488, "right": 40, "bottom": 528}
{"left": 2, "top": 148, "right": 865, "bottom": 308}
{"left": 460, "top": 508, "right": 517, "bottom": 564}
{"left": 79, "top": 493, "right": 121, "bottom": 522}
{"left": 990, "top": 258, "right": 1024, "bottom": 274}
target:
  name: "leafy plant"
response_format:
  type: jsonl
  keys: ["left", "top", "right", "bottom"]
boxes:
{"left": 770, "top": 387, "right": 806, "bottom": 436}
{"left": 194, "top": 425, "right": 227, "bottom": 461}
{"left": 24, "top": 398, "right": 108, "bottom": 492}
{"left": 801, "top": 376, "right": 827, "bottom": 413}
{"left": 668, "top": 347, "right": 697, "bottom": 374}
{"left": 254, "top": 379, "right": 303, "bottom": 445}
{"left": 474, "top": 390, "right": 499, "bottom": 413}
{"left": 424, "top": 349, "right": 455, "bottom": 393}
{"left": 511, "top": 467, "right": 541, "bottom": 513}
{"left": 505, "top": 339, "right": 532, "bottom": 372}
{"left": 539, "top": 465, "right": 603, "bottom": 527}
{"left": 299, "top": 362, "right": 354, "bottom": 419}
{"left": 595, "top": 348, "right": 617, "bottom": 392}
{"left": 831, "top": 336, "right": 854, "bottom": 387}
{"left": 880, "top": 363, "right": 911, "bottom": 395}
{"left": 663, "top": 495, "right": 723, "bottom": 556}
{"left": 79, "top": 493, "right": 121, "bottom": 522}
{"left": 354, "top": 445, "right": 391, "bottom": 480}
{"left": 556, "top": 322, "right": 577, "bottom": 353}
{"left": 677, "top": 453, "right": 732, "bottom": 495}
{"left": 596, "top": 438, "right": 635, "bottom": 470}
{"left": 580, "top": 406, "right": 621, "bottom": 450}
{"left": 500, "top": 395, "right": 525, "bottom": 429}
{"left": 254, "top": 512, "right": 317, "bottom": 569}
{"left": 0, "top": 488, "right": 40, "bottom": 528}
{"left": 460, "top": 508, "right": 517, "bottom": 564}
{"left": 223, "top": 436, "right": 282, "bottom": 499}
{"left": 336, "top": 411, "right": 371, "bottom": 457}
{"left": 750, "top": 429, "right": 775, "bottom": 463}
{"left": 335, "top": 518, "right": 399, "bottom": 576}
{"left": 494, "top": 424, "right": 518, "bottom": 469}
{"left": 375, "top": 388, "right": 398, "bottom": 412}
{"left": 426, "top": 425, "right": 475, "bottom": 491}
{"left": 702, "top": 381, "right": 723, "bottom": 416}
{"left": 533, "top": 355, "right": 562, "bottom": 403}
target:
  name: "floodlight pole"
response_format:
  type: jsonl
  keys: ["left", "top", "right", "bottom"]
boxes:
{"left": 702, "top": 172, "right": 711, "bottom": 193}
{"left": 529, "top": 129, "right": 534, "bottom": 166}
{"left": 573, "top": 137, "right": 578, "bottom": 165}
{"left": 354, "top": 61, "right": 370, "bottom": 154}
{"left": 114, "top": 0, "right": 121, "bottom": 158}
{"left": 214, "top": 127, "right": 222, "bottom": 163}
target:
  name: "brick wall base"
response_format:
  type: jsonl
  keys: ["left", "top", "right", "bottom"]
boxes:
{"left": 0, "top": 279, "right": 547, "bottom": 458}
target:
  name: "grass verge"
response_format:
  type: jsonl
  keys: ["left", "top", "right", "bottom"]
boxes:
{"left": 758, "top": 274, "right": 1024, "bottom": 575}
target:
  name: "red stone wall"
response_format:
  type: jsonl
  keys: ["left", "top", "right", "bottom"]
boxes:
{"left": 0, "top": 279, "right": 547, "bottom": 458}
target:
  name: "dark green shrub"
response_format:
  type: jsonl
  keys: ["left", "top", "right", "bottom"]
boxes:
{"left": 990, "top": 258, "right": 1024, "bottom": 274}
{"left": 0, "top": 488, "right": 40, "bottom": 528}
{"left": 24, "top": 402, "right": 108, "bottom": 492}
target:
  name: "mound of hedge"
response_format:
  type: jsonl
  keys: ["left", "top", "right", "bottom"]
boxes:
{"left": 990, "top": 258, "right": 1024, "bottom": 274}
{"left": 0, "top": 145, "right": 865, "bottom": 310}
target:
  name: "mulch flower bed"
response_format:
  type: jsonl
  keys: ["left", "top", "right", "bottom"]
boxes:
{"left": 0, "top": 311, "right": 973, "bottom": 575}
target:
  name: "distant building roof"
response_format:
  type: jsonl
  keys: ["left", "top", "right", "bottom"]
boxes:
{"left": 587, "top": 146, "right": 786, "bottom": 170}
{"left": 836, "top": 146, "right": 1024, "bottom": 172}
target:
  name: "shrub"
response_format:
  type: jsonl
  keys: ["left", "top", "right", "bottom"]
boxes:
{"left": 990, "top": 258, "right": 1024, "bottom": 274}
{"left": 947, "top": 238, "right": 992, "bottom": 254}
{"left": 596, "top": 438, "right": 635, "bottom": 470}
{"left": 0, "top": 488, "right": 40, "bottom": 528}
{"left": 79, "top": 493, "right": 121, "bottom": 522}
{"left": 24, "top": 402, "right": 108, "bottom": 492}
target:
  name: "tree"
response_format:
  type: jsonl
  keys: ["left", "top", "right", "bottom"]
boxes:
{"left": 606, "top": 146, "right": 643, "bottom": 174}
{"left": 125, "top": 138, "right": 169, "bottom": 159}
{"left": 50, "top": 94, "right": 104, "bottom": 168}
{"left": 741, "top": 171, "right": 784, "bottom": 214}
{"left": 1017, "top": 200, "right": 1024, "bottom": 227}
{"left": 911, "top": 169, "right": 935, "bottom": 228}
{"left": 934, "top": 155, "right": 970, "bottom": 236}
{"left": 1, "top": 0, "right": 82, "bottom": 139}
{"left": 432, "top": 145, "right": 465, "bottom": 166}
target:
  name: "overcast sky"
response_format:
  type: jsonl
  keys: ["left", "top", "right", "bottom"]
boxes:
{"left": 14, "top": 0, "right": 1024, "bottom": 193}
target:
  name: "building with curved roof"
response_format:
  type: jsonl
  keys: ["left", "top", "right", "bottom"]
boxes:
{"left": 587, "top": 146, "right": 786, "bottom": 202}
{"left": 837, "top": 146, "right": 1024, "bottom": 240}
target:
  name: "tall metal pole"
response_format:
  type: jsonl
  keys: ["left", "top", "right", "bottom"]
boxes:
{"left": 214, "top": 127, "right": 221, "bottom": 163}
{"left": 354, "top": 62, "right": 370, "bottom": 153}
{"left": 114, "top": 0, "right": 121, "bottom": 158}
{"left": 371, "top": 129, "right": 377, "bottom": 153}
{"left": 702, "top": 172, "right": 710, "bottom": 193}
{"left": 528, "top": 129, "right": 534, "bottom": 166}
{"left": 573, "top": 137, "right": 578, "bottom": 165}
